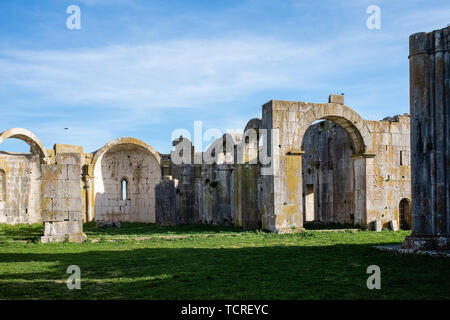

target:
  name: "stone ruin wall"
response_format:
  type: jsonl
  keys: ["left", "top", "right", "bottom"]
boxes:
{"left": 365, "top": 115, "right": 411, "bottom": 229}
{"left": 301, "top": 115, "right": 411, "bottom": 228}
{"left": 40, "top": 151, "right": 85, "bottom": 243}
{"left": 156, "top": 145, "right": 259, "bottom": 229}
{"left": 2, "top": 26, "right": 449, "bottom": 245}
{"left": 0, "top": 152, "right": 41, "bottom": 224}
{"left": 93, "top": 143, "right": 160, "bottom": 223}
{"left": 0, "top": 95, "right": 413, "bottom": 241}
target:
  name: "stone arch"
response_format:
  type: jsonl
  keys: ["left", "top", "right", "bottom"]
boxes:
{"left": 298, "top": 104, "right": 373, "bottom": 156}
{"left": 240, "top": 118, "right": 261, "bottom": 164}
{"left": 244, "top": 118, "right": 262, "bottom": 135}
{"left": 92, "top": 137, "right": 161, "bottom": 169}
{"left": 296, "top": 103, "right": 374, "bottom": 228}
{"left": 92, "top": 137, "right": 162, "bottom": 223}
{"left": 0, "top": 128, "right": 48, "bottom": 163}
{"left": 301, "top": 120, "right": 357, "bottom": 225}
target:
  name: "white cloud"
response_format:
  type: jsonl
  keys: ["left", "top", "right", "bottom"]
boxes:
{"left": 0, "top": 33, "right": 405, "bottom": 112}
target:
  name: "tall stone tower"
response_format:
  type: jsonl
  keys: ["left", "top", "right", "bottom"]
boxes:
{"left": 403, "top": 26, "right": 450, "bottom": 250}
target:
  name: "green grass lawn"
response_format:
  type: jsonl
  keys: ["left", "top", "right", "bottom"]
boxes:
{"left": 0, "top": 222, "right": 449, "bottom": 300}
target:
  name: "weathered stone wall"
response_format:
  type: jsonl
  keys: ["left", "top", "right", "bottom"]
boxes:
{"left": 0, "top": 91, "right": 414, "bottom": 237}
{"left": 233, "top": 164, "right": 260, "bottom": 229}
{"left": 260, "top": 95, "right": 375, "bottom": 232}
{"left": 403, "top": 26, "right": 450, "bottom": 250}
{"left": 299, "top": 115, "right": 411, "bottom": 229}
{"left": 155, "top": 176, "right": 178, "bottom": 225}
{"left": 162, "top": 135, "right": 260, "bottom": 229}
{"left": 365, "top": 116, "right": 411, "bottom": 229}
{"left": 0, "top": 152, "right": 42, "bottom": 224}
{"left": 170, "top": 164, "right": 198, "bottom": 224}
{"left": 198, "top": 164, "right": 234, "bottom": 225}
{"left": 93, "top": 143, "right": 161, "bottom": 223}
{"left": 41, "top": 152, "right": 86, "bottom": 243}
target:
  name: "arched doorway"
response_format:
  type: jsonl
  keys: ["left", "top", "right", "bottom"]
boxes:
{"left": 301, "top": 120, "right": 356, "bottom": 225}
{"left": 92, "top": 137, "right": 161, "bottom": 223}
{"left": 0, "top": 128, "right": 48, "bottom": 164}
{"left": 259, "top": 97, "right": 375, "bottom": 232}
{"left": 399, "top": 198, "right": 411, "bottom": 230}
{"left": 297, "top": 103, "right": 373, "bottom": 227}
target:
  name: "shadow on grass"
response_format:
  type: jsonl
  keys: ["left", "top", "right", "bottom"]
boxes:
{"left": 0, "top": 242, "right": 449, "bottom": 300}
{"left": 0, "top": 223, "right": 43, "bottom": 241}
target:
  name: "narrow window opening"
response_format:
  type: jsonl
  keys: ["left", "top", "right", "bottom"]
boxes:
{"left": 400, "top": 150, "right": 403, "bottom": 166}
{"left": 121, "top": 178, "right": 128, "bottom": 201}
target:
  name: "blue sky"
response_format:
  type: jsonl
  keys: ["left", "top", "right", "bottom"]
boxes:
{"left": 0, "top": 0, "right": 449, "bottom": 153}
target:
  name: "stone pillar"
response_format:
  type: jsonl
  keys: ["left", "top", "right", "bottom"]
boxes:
{"left": 403, "top": 26, "right": 450, "bottom": 250}
{"left": 41, "top": 152, "right": 87, "bottom": 243}
{"left": 155, "top": 176, "right": 178, "bottom": 226}
{"left": 85, "top": 175, "right": 94, "bottom": 221}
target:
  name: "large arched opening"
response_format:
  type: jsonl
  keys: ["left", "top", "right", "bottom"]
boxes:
{"left": 0, "top": 128, "right": 47, "bottom": 224}
{"left": 92, "top": 138, "right": 161, "bottom": 223}
{"left": 302, "top": 120, "right": 357, "bottom": 225}
{"left": 297, "top": 104, "right": 373, "bottom": 228}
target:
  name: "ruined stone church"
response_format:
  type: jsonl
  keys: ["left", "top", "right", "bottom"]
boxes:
{"left": 0, "top": 93, "right": 412, "bottom": 242}
{"left": 2, "top": 25, "right": 449, "bottom": 247}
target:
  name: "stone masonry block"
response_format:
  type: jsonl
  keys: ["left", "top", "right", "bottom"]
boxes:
{"left": 328, "top": 94, "right": 344, "bottom": 104}
{"left": 63, "top": 180, "right": 82, "bottom": 198}
{"left": 69, "top": 211, "right": 85, "bottom": 221}
{"left": 42, "top": 211, "right": 69, "bottom": 222}
{"left": 42, "top": 180, "right": 64, "bottom": 198}
{"left": 41, "top": 165, "right": 67, "bottom": 180}
{"left": 67, "top": 164, "right": 81, "bottom": 180}
{"left": 55, "top": 152, "right": 82, "bottom": 165}
{"left": 52, "top": 197, "right": 83, "bottom": 212}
